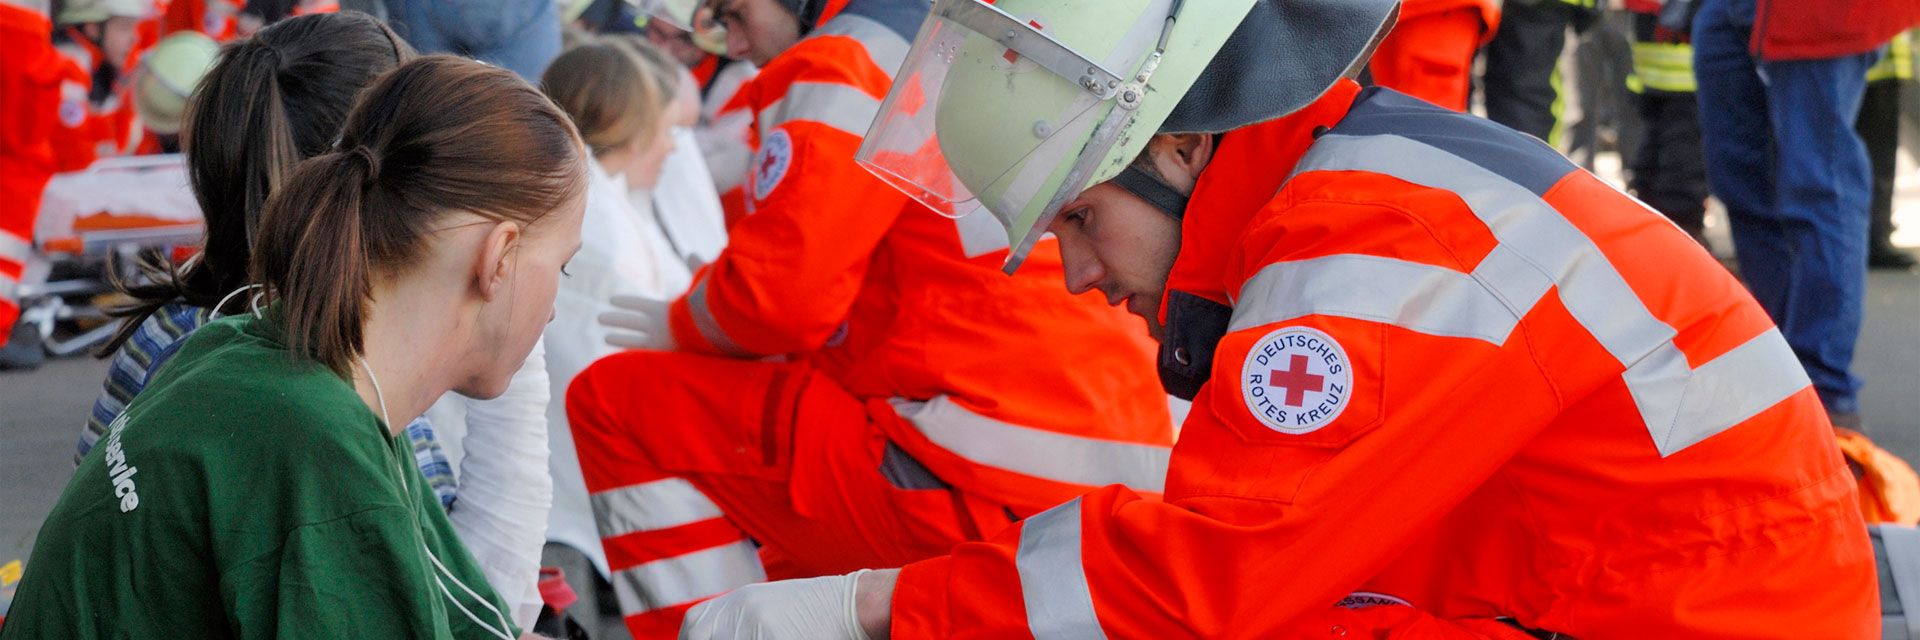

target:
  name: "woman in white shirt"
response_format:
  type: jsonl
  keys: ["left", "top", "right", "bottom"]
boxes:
{"left": 536, "top": 37, "right": 727, "bottom": 634}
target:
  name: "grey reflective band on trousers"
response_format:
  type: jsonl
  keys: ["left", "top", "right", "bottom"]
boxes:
{"left": 1877, "top": 525, "right": 1920, "bottom": 638}
{"left": 686, "top": 277, "right": 753, "bottom": 357}
{"left": 890, "top": 396, "right": 1171, "bottom": 493}
{"left": 1251, "top": 132, "right": 1810, "bottom": 456}
{"left": 589, "top": 477, "right": 725, "bottom": 539}
{"left": 1016, "top": 497, "right": 1109, "bottom": 639}
{"left": 0, "top": 232, "right": 29, "bottom": 263}
{"left": 610, "top": 539, "right": 766, "bottom": 614}
{"left": 0, "top": 271, "right": 17, "bottom": 302}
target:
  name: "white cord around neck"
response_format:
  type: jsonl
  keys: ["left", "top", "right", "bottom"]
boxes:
{"left": 211, "top": 284, "right": 267, "bottom": 320}
{"left": 356, "top": 356, "right": 514, "bottom": 640}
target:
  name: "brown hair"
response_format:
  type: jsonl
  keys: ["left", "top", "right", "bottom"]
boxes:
{"left": 612, "top": 35, "right": 686, "bottom": 100}
{"left": 539, "top": 37, "right": 670, "bottom": 158}
{"left": 102, "top": 11, "right": 411, "bottom": 356}
{"left": 251, "top": 55, "right": 588, "bottom": 375}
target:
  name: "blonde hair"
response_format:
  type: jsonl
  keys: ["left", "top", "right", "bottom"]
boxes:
{"left": 539, "top": 37, "right": 671, "bottom": 158}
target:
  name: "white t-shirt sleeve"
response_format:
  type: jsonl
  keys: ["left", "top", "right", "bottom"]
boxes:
{"left": 444, "top": 338, "right": 554, "bottom": 629}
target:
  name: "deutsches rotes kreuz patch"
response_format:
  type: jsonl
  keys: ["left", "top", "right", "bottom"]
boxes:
{"left": 1336, "top": 592, "right": 1411, "bottom": 610}
{"left": 752, "top": 129, "right": 792, "bottom": 202}
{"left": 1241, "top": 327, "right": 1352, "bottom": 434}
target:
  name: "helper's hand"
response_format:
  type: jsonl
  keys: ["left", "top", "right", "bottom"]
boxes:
{"left": 680, "top": 570, "right": 871, "bottom": 640}
{"left": 599, "top": 294, "right": 675, "bottom": 351}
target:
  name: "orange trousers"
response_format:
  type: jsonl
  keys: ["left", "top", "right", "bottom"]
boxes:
{"left": 565, "top": 351, "right": 1009, "bottom": 638}
{"left": 1369, "top": 7, "right": 1490, "bottom": 111}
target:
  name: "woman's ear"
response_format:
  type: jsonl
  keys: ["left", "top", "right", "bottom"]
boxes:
{"left": 474, "top": 220, "right": 522, "bottom": 301}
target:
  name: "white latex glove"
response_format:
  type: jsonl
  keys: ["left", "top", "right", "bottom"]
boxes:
{"left": 598, "top": 294, "right": 675, "bottom": 350}
{"left": 680, "top": 570, "right": 870, "bottom": 640}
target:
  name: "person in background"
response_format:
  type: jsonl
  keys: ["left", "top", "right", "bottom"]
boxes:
{"left": 569, "top": 0, "right": 1173, "bottom": 635}
{"left": 641, "top": 4, "right": 754, "bottom": 224}
{"left": 380, "top": 0, "right": 562, "bottom": 81}
{"left": 1864, "top": 30, "right": 1916, "bottom": 270}
{"left": 1482, "top": 0, "right": 1600, "bottom": 144}
{"left": 1365, "top": 0, "right": 1497, "bottom": 111}
{"left": 0, "top": 0, "right": 75, "bottom": 355}
{"left": 232, "top": 0, "right": 338, "bottom": 38}
{"left": 1693, "top": 0, "right": 1920, "bottom": 428}
{"left": 76, "top": 13, "right": 556, "bottom": 628}
{"left": 535, "top": 36, "right": 691, "bottom": 637}
{"left": 619, "top": 35, "right": 728, "bottom": 266}
{"left": 1623, "top": 0, "right": 1710, "bottom": 244}
{"left": 51, "top": 0, "right": 150, "bottom": 159}
{"left": 0, "top": 53, "right": 586, "bottom": 638}
{"left": 562, "top": 0, "right": 643, "bottom": 34}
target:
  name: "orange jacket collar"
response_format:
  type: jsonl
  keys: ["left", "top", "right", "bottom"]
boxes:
{"left": 1161, "top": 79, "right": 1363, "bottom": 314}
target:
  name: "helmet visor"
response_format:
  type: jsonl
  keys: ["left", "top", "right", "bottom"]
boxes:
{"left": 857, "top": 0, "right": 1169, "bottom": 272}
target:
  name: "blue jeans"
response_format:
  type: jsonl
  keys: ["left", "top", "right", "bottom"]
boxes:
{"left": 1692, "top": 0, "right": 1876, "bottom": 414}
{"left": 382, "top": 0, "right": 562, "bottom": 81}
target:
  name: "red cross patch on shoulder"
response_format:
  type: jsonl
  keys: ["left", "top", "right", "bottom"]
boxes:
{"left": 1240, "top": 327, "right": 1352, "bottom": 434}
{"left": 751, "top": 129, "right": 792, "bottom": 203}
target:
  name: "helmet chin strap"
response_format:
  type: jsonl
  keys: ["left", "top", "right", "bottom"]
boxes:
{"left": 1110, "top": 165, "right": 1191, "bottom": 221}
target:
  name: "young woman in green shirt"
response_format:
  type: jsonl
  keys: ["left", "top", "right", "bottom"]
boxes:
{"left": 1, "top": 56, "right": 588, "bottom": 639}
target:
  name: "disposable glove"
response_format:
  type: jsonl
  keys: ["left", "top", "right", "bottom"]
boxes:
{"left": 598, "top": 294, "right": 675, "bottom": 351}
{"left": 679, "top": 570, "right": 870, "bottom": 640}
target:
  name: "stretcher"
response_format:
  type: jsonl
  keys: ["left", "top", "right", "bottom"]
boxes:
{"left": 9, "top": 154, "right": 201, "bottom": 364}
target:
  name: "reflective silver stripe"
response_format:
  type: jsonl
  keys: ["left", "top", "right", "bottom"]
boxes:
{"left": 589, "top": 478, "right": 725, "bottom": 539}
{"left": 687, "top": 277, "right": 751, "bottom": 356}
{"left": 1292, "top": 133, "right": 1808, "bottom": 456}
{"left": 1656, "top": 327, "right": 1810, "bottom": 454}
{"left": 756, "top": 81, "right": 886, "bottom": 140}
{"left": 955, "top": 208, "right": 1011, "bottom": 258}
{"left": 0, "top": 233, "right": 29, "bottom": 263}
{"left": 1228, "top": 250, "right": 1549, "bottom": 344}
{"left": 1015, "top": 498, "right": 1107, "bottom": 640}
{"left": 810, "top": 13, "right": 913, "bottom": 74}
{"left": 0, "top": 271, "right": 17, "bottom": 302}
{"left": 611, "top": 540, "right": 766, "bottom": 615}
{"left": 890, "top": 396, "right": 1170, "bottom": 493}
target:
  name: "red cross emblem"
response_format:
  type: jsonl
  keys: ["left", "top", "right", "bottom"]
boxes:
{"left": 1268, "top": 354, "right": 1325, "bottom": 407}
{"left": 758, "top": 148, "right": 779, "bottom": 178}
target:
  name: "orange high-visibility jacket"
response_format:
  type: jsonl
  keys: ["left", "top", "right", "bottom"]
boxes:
{"left": 1401, "top": 0, "right": 1499, "bottom": 30}
{"left": 1, "top": 5, "right": 71, "bottom": 345}
{"left": 890, "top": 83, "right": 1876, "bottom": 638}
{"left": 53, "top": 31, "right": 143, "bottom": 160}
{"left": 663, "top": 0, "right": 1173, "bottom": 513}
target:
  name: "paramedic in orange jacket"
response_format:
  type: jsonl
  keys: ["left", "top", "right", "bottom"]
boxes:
{"left": 0, "top": 0, "right": 69, "bottom": 349}
{"left": 564, "top": 0, "right": 1173, "bottom": 636}
{"left": 679, "top": 0, "right": 1879, "bottom": 638}
{"left": 52, "top": 0, "right": 150, "bottom": 160}
{"left": 1367, "top": 0, "right": 1497, "bottom": 110}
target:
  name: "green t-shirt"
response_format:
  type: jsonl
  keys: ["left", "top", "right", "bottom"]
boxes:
{"left": 1, "top": 314, "right": 519, "bottom": 639}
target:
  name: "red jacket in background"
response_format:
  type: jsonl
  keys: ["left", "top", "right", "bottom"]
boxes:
{"left": 1756, "top": 0, "right": 1920, "bottom": 60}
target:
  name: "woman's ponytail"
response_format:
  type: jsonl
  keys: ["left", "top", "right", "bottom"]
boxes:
{"left": 250, "top": 148, "right": 375, "bottom": 375}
